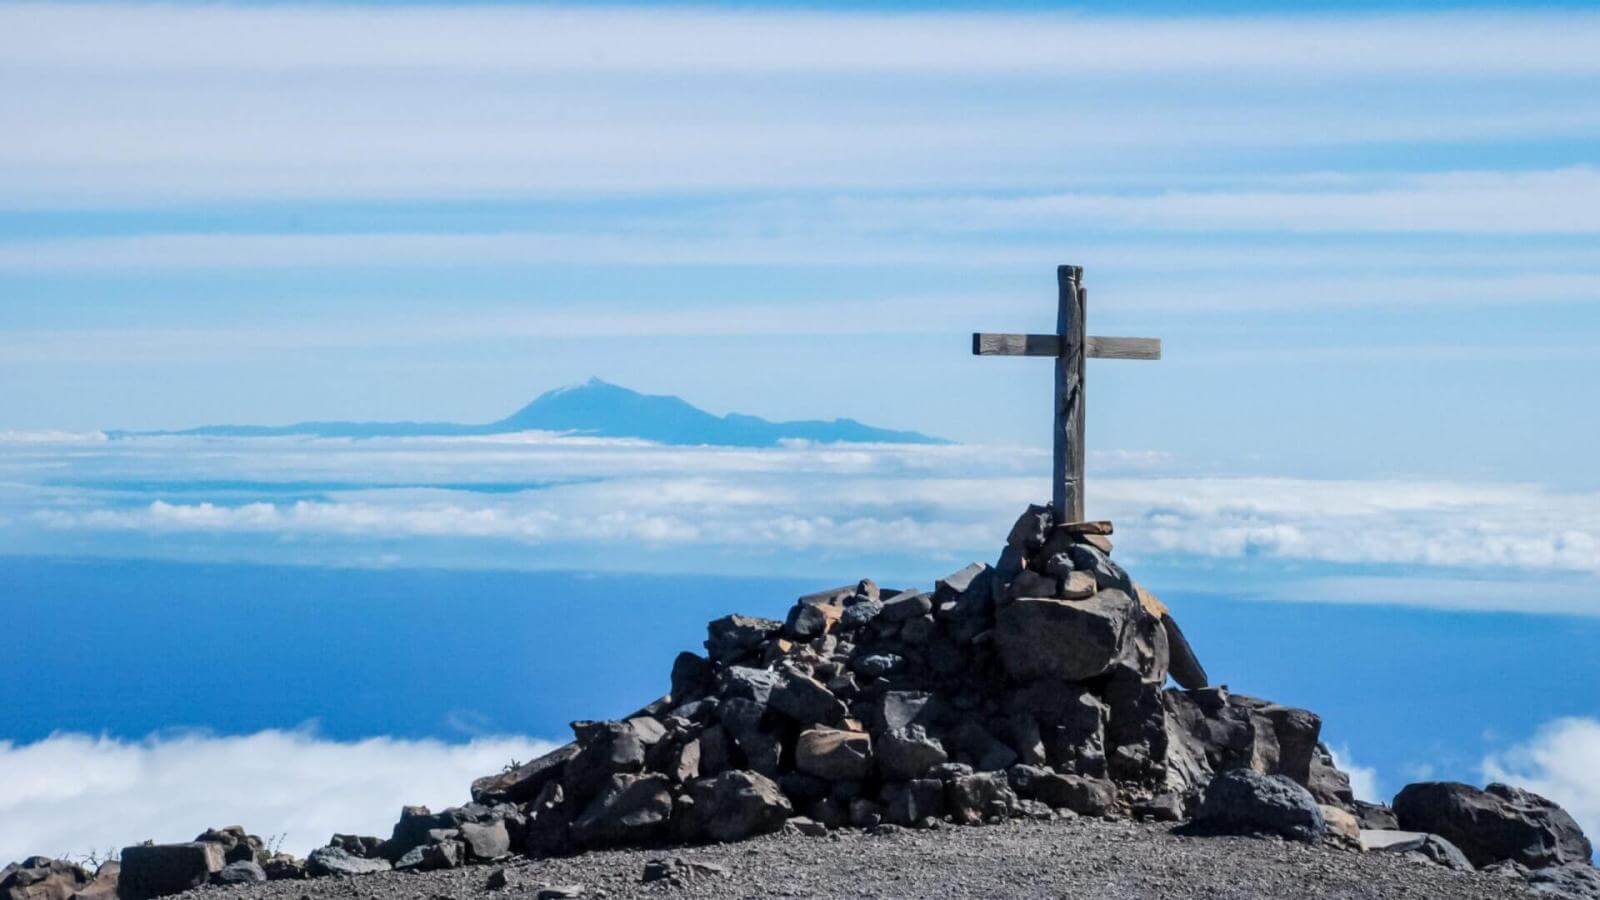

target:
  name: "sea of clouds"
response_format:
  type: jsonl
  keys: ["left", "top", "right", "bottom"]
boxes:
{"left": 4, "top": 430, "right": 1598, "bottom": 609}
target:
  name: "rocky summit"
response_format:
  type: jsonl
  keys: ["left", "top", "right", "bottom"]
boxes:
{"left": 8, "top": 505, "right": 1598, "bottom": 899}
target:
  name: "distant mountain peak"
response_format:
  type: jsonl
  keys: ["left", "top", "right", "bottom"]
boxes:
{"left": 120, "top": 379, "right": 949, "bottom": 447}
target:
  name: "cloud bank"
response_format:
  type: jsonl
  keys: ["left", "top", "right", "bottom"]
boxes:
{"left": 0, "top": 729, "right": 554, "bottom": 864}
{"left": 5, "top": 433, "right": 1600, "bottom": 614}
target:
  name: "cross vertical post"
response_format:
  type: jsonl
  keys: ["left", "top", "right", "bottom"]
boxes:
{"left": 1055, "top": 265, "right": 1086, "bottom": 523}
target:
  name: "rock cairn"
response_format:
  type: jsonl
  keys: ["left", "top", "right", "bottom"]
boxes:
{"left": 7, "top": 505, "right": 1596, "bottom": 899}
{"left": 464, "top": 505, "right": 1355, "bottom": 850}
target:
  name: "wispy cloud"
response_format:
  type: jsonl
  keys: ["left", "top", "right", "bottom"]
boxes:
{"left": 4, "top": 6, "right": 1598, "bottom": 204}
{"left": 6, "top": 6, "right": 1600, "bottom": 76}
{"left": 0, "top": 729, "right": 554, "bottom": 863}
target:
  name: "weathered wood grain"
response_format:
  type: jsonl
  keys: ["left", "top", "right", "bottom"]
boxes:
{"left": 972, "top": 333, "right": 1061, "bottom": 356}
{"left": 1085, "top": 336, "right": 1162, "bottom": 360}
{"left": 1056, "top": 266, "right": 1086, "bottom": 522}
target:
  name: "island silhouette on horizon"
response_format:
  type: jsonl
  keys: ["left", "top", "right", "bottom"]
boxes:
{"left": 114, "top": 378, "right": 949, "bottom": 448}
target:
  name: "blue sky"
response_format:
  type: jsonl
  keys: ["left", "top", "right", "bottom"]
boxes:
{"left": 3, "top": 2, "right": 1600, "bottom": 485}
{"left": 3, "top": 0, "right": 1600, "bottom": 864}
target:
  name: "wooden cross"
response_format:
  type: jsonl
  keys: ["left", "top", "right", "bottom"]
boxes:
{"left": 973, "top": 265, "right": 1161, "bottom": 523}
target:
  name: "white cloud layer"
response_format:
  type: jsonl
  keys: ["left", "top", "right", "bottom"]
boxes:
{"left": 0, "top": 729, "right": 555, "bottom": 864}
{"left": 1483, "top": 717, "right": 1600, "bottom": 856}
{"left": 6, "top": 433, "right": 1600, "bottom": 614}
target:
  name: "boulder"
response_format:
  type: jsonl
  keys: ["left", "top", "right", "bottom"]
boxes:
{"left": 1193, "top": 768, "right": 1326, "bottom": 843}
{"left": 839, "top": 599, "right": 883, "bottom": 629}
{"left": 304, "top": 846, "right": 391, "bottom": 878}
{"left": 570, "top": 774, "right": 674, "bottom": 847}
{"left": 796, "top": 728, "right": 873, "bottom": 781}
{"left": 882, "top": 779, "right": 945, "bottom": 825}
{"left": 326, "top": 834, "right": 384, "bottom": 859}
{"left": 877, "top": 725, "right": 949, "bottom": 780}
{"left": 1526, "top": 863, "right": 1600, "bottom": 899}
{"left": 1066, "top": 544, "right": 1131, "bottom": 593}
{"left": 2, "top": 858, "right": 94, "bottom": 900}
{"left": 719, "top": 697, "right": 782, "bottom": 776}
{"left": 1393, "top": 781, "right": 1593, "bottom": 869}
{"left": 194, "top": 827, "right": 265, "bottom": 865}
{"left": 472, "top": 742, "right": 580, "bottom": 804}
{"left": 670, "top": 652, "right": 713, "bottom": 701}
{"left": 1161, "top": 689, "right": 1326, "bottom": 794}
{"left": 784, "top": 603, "right": 834, "bottom": 640}
{"left": 717, "top": 667, "right": 779, "bottom": 706}
{"left": 686, "top": 770, "right": 792, "bottom": 842}
{"left": 994, "top": 591, "right": 1135, "bottom": 681}
{"left": 880, "top": 592, "right": 932, "bottom": 623}
{"left": 705, "top": 614, "right": 782, "bottom": 664}
{"left": 1353, "top": 801, "right": 1400, "bottom": 831}
{"left": 1058, "top": 571, "right": 1097, "bottom": 599}
{"left": 768, "top": 672, "right": 846, "bottom": 726}
{"left": 1307, "top": 743, "right": 1355, "bottom": 806}
{"left": 784, "top": 817, "right": 829, "bottom": 837}
{"left": 563, "top": 721, "right": 647, "bottom": 802}
{"left": 878, "top": 691, "right": 933, "bottom": 732}
{"left": 1320, "top": 805, "right": 1361, "bottom": 847}
{"left": 521, "top": 782, "right": 576, "bottom": 858}
{"left": 1359, "top": 830, "right": 1474, "bottom": 871}
{"left": 394, "top": 839, "right": 463, "bottom": 872}
{"left": 951, "top": 719, "right": 1017, "bottom": 772}
{"left": 1006, "top": 570, "right": 1057, "bottom": 601}
{"left": 261, "top": 855, "right": 305, "bottom": 881}
{"left": 934, "top": 564, "right": 990, "bottom": 602}
{"left": 211, "top": 862, "right": 267, "bottom": 886}
{"left": 1079, "top": 533, "right": 1114, "bottom": 555}
{"left": 1024, "top": 773, "right": 1117, "bottom": 816}
{"left": 947, "top": 772, "right": 1021, "bottom": 825}
{"left": 1006, "top": 504, "right": 1052, "bottom": 551}
{"left": 458, "top": 821, "right": 511, "bottom": 861}
{"left": 118, "top": 843, "right": 225, "bottom": 899}
{"left": 1161, "top": 613, "right": 1209, "bottom": 690}
{"left": 851, "top": 654, "right": 903, "bottom": 680}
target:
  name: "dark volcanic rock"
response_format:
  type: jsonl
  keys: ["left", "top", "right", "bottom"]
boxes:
{"left": 685, "top": 770, "right": 792, "bottom": 842}
{"left": 795, "top": 728, "right": 872, "bottom": 781}
{"left": 194, "top": 827, "right": 265, "bottom": 866}
{"left": 570, "top": 774, "right": 674, "bottom": 848}
{"left": 993, "top": 591, "right": 1134, "bottom": 681}
{"left": 472, "top": 743, "right": 580, "bottom": 804}
{"left": 1193, "top": 768, "right": 1327, "bottom": 843}
{"left": 211, "top": 862, "right": 267, "bottom": 886}
{"left": 119, "top": 843, "right": 225, "bottom": 899}
{"left": 947, "top": 772, "right": 1021, "bottom": 825}
{"left": 304, "top": 847, "right": 391, "bottom": 878}
{"left": 2, "top": 857, "right": 97, "bottom": 900}
{"left": 1393, "top": 781, "right": 1593, "bottom": 869}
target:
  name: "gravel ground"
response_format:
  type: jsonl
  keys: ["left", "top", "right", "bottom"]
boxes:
{"left": 184, "top": 818, "right": 1543, "bottom": 900}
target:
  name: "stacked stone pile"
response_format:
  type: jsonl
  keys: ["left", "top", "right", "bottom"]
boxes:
{"left": 460, "top": 505, "right": 1357, "bottom": 853}
{"left": 7, "top": 504, "right": 1596, "bottom": 899}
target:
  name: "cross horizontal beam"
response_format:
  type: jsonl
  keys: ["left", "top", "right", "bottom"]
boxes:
{"left": 972, "top": 333, "right": 1162, "bottom": 360}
